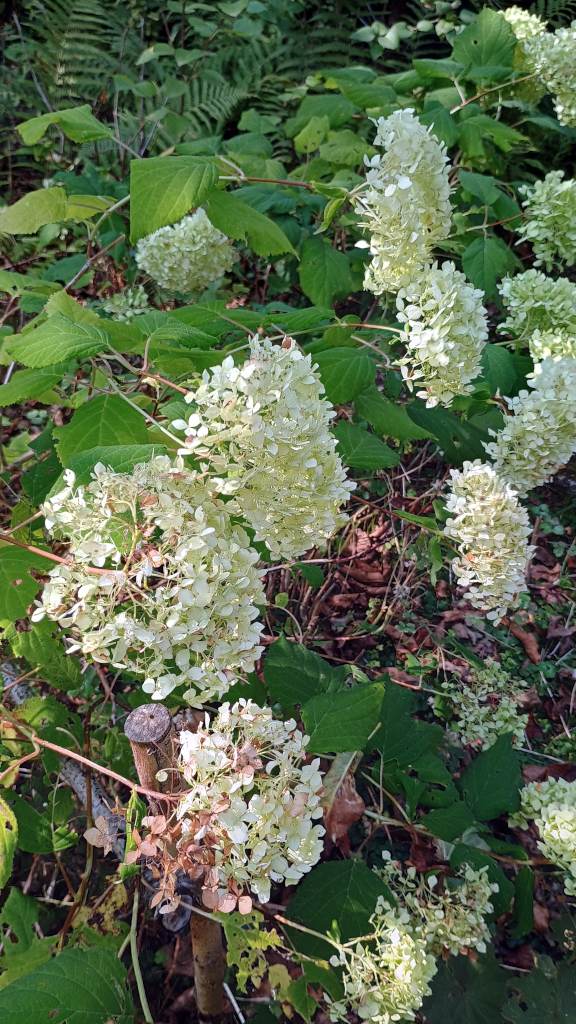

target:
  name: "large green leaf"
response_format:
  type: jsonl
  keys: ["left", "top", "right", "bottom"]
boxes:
{"left": 355, "top": 387, "right": 432, "bottom": 441}
{"left": 302, "top": 683, "right": 385, "bottom": 753}
{"left": 459, "top": 735, "right": 521, "bottom": 821}
{"left": 0, "top": 547, "right": 48, "bottom": 621}
{"left": 425, "top": 956, "right": 507, "bottom": 1024}
{"left": 0, "top": 189, "right": 68, "bottom": 235}
{"left": 462, "top": 235, "right": 521, "bottom": 302}
{"left": 2, "top": 792, "right": 77, "bottom": 855}
{"left": 0, "top": 947, "right": 134, "bottom": 1023}
{"left": 263, "top": 637, "right": 346, "bottom": 711}
{"left": 315, "top": 348, "right": 374, "bottom": 403}
{"left": 451, "top": 8, "right": 516, "bottom": 81}
{"left": 503, "top": 960, "right": 576, "bottom": 1023}
{"left": 333, "top": 421, "right": 400, "bottom": 469}
{"left": 17, "top": 106, "right": 112, "bottom": 145}
{"left": 54, "top": 395, "right": 149, "bottom": 464}
{"left": 0, "top": 367, "right": 65, "bottom": 406}
{"left": 5, "top": 316, "right": 111, "bottom": 368}
{"left": 407, "top": 404, "right": 488, "bottom": 465}
{"left": 204, "top": 190, "right": 296, "bottom": 256}
{"left": 130, "top": 156, "right": 219, "bottom": 241}
{"left": 0, "top": 795, "right": 17, "bottom": 891}
{"left": 298, "top": 236, "right": 353, "bottom": 307}
{"left": 285, "top": 860, "right": 390, "bottom": 958}
{"left": 0, "top": 889, "right": 54, "bottom": 991}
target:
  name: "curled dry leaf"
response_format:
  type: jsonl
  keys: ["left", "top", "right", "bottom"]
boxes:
{"left": 83, "top": 815, "right": 117, "bottom": 857}
{"left": 322, "top": 752, "right": 365, "bottom": 846}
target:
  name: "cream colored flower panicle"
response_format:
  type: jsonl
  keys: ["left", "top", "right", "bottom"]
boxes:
{"left": 173, "top": 337, "right": 354, "bottom": 560}
{"left": 510, "top": 778, "right": 576, "bottom": 896}
{"left": 135, "top": 208, "right": 237, "bottom": 292}
{"left": 499, "top": 269, "right": 576, "bottom": 346}
{"left": 354, "top": 109, "right": 452, "bottom": 294}
{"left": 439, "top": 660, "right": 528, "bottom": 750}
{"left": 485, "top": 357, "right": 576, "bottom": 495}
{"left": 503, "top": 5, "right": 546, "bottom": 41}
{"left": 516, "top": 172, "right": 576, "bottom": 271}
{"left": 502, "top": 5, "right": 547, "bottom": 102}
{"left": 443, "top": 461, "right": 533, "bottom": 622}
{"left": 176, "top": 700, "right": 324, "bottom": 908}
{"left": 396, "top": 261, "right": 488, "bottom": 408}
{"left": 524, "top": 22, "right": 576, "bottom": 127}
{"left": 328, "top": 909, "right": 437, "bottom": 1024}
{"left": 33, "top": 457, "right": 265, "bottom": 704}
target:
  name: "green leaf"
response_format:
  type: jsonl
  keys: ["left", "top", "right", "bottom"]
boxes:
{"left": 263, "top": 637, "right": 346, "bottom": 711}
{"left": 459, "top": 735, "right": 521, "bottom": 821}
{"left": 285, "top": 860, "right": 390, "bottom": 958}
{"left": 355, "top": 388, "right": 432, "bottom": 441}
{"left": 459, "top": 115, "right": 526, "bottom": 157}
{"left": 0, "top": 547, "right": 48, "bottom": 621}
{"left": 315, "top": 348, "right": 374, "bottom": 403}
{"left": 425, "top": 956, "right": 507, "bottom": 1024}
{"left": 371, "top": 686, "right": 443, "bottom": 766}
{"left": 298, "top": 236, "right": 353, "bottom": 307}
{"left": 459, "top": 171, "right": 503, "bottom": 206}
{"left": 503, "top": 960, "right": 576, "bottom": 1023}
{"left": 511, "top": 867, "right": 534, "bottom": 939}
{"left": 333, "top": 421, "right": 400, "bottom": 469}
{"left": 54, "top": 395, "right": 149, "bottom": 465}
{"left": 451, "top": 9, "right": 516, "bottom": 81}
{"left": 407, "top": 404, "right": 489, "bottom": 465}
{"left": 0, "top": 188, "right": 68, "bottom": 235}
{"left": 9, "top": 619, "right": 83, "bottom": 692}
{"left": 0, "top": 947, "right": 134, "bottom": 1023}
{"left": 0, "top": 367, "right": 65, "bottom": 406}
{"left": 48, "top": 444, "right": 168, "bottom": 494}
{"left": 0, "top": 890, "right": 54, "bottom": 991}
{"left": 2, "top": 792, "right": 77, "bottom": 855}
{"left": 285, "top": 94, "right": 356, "bottom": 137}
{"left": 319, "top": 129, "right": 373, "bottom": 167}
{"left": 462, "top": 235, "right": 521, "bottom": 302}
{"left": 302, "top": 683, "right": 384, "bottom": 753}
{"left": 0, "top": 795, "right": 17, "bottom": 891}
{"left": 5, "top": 316, "right": 111, "bottom": 368}
{"left": 293, "top": 115, "right": 330, "bottom": 155}
{"left": 204, "top": 189, "right": 295, "bottom": 257}
{"left": 421, "top": 801, "right": 476, "bottom": 842}
{"left": 17, "top": 105, "right": 113, "bottom": 145}
{"left": 129, "top": 156, "right": 219, "bottom": 241}
{"left": 480, "top": 344, "right": 518, "bottom": 397}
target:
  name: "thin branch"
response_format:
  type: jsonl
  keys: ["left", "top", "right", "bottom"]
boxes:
{"left": 450, "top": 73, "right": 537, "bottom": 113}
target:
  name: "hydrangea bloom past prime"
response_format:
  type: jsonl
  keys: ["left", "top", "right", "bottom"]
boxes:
{"left": 354, "top": 109, "right": 452, "bottom": 293}
{"left": 173, "top": 336, "right": 354, "bottom": 559}
{"left": 510, "top": 778, "right": 576, "bottom": 896}
{"left": 498, "top": 269, "right": 576, "bottom": 347}
{"left": 485, "top": 357, "right": 576, "bottom": 495}
{"left": 443, "top": 461, "right": 533, "bottom": 621}
{"left": 395, "top": 261, "right": 487, "bottom": 407}
{"left": 439, "top": 661, "right": 528, "bottom": 750}
{"left": 135, "top": 208, "right": 237, "bottom": 292}
{"left": 516, "top": 172, "right": 576, "bottom": 271}
{"left": 33, "top": 457, "right": 265, "bottom": 704}
{"left": 101, "top": 284, "right": 151, "bottom": 321}
{"left": 175, "top": 700, "right": 324, "bottom": 909}
{"left": 524, "top": 22, "right": 576, "bottom": 127}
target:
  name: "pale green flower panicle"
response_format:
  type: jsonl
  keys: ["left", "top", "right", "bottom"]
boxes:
{"left": 498, "top": 269, "right": 576, "bottom": 347}
{"left": 485, "top": 357, "right": 576, "bottom": 495}
{"left": 439, "top": 661, "right": 528, "bottom": 750}
{"left": 173, "top": 336, "right": 354, "bottom": 559}
{"left": 354, "top": 109, "right": 452, "bottom": 294}
{"left": 396, "top": 261, "right": 488, "bottom": 408}
{"left": 516, "top": 172, "right": 576, "bottom": 271}
{"left": 524, "top": 22, "right": 576, "bottom": 127}
{"left": 510, "top": 778, "right": 576, "bottom": 896}
{"left": 135, "top": 208, "right": 237, "bottom": 292}
{"left": 443, "top": 461, "right": 533, "bottom": 622}
{"left": 33, "top": 457, "right": 265, "bottom": 704}
{"left": 501, "top": 5, "right": 547, "bottom": 103}
{"left": 176, "top": 700, "right": 325, "bottom": 909}
{"left": 101, "top": 284, "right": 151, "bottom": 321}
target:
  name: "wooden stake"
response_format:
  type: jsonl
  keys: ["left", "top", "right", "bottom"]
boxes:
{"left": 190, "top": 910, "right": 226, "bottom": 1020}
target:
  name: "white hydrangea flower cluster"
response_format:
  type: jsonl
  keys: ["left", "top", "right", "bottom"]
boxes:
{"left": 33, "top": 457, "right": 265, "bottom": 704}
{"left": 516, "top": 172, "right": 576, "bottom": 271}
{"left": 502, "top": 5, "right": 547, "bottom": 103}
{"left": 510, "top": 778, "right": 576, "bottom": 896}
{"left": 135, "top": 208, "right": 237, "bottom": 292}
{"left": 328, "top": 862, "right": 497, "bottom": 1024}
{"left": 443, "top": 460, "right": 533, "bottom": 622}
{"left": 354, "top": 109, "right": 452, "bottom": 294}
{"left": 529, "top": 331, "right": 576, "bottom": 363}
{"left": 485, "top": 357, "right": 576, "bottom": 496}
{"left": 498, "top": 269, "right": 576, "bottom": 347}
{"left": 395, "top": 261, "right": 488, "bottom": 408}
{"left": 328, "top": 908, "right": 437, "bottom": 1024}
{"left": 524, "top": 22, "right": 576, "bottom": 127}
{"left": 176, "top": 699, "right": 324, "bottom": 908}
{"left": 173, "top": 336, "right": 354, "bottom": 559}
{"left": 101, "top": 284, "right": 151, "bottom": 321}
{"left": 440, "top": 661, "right": 528, "bottom": 750}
